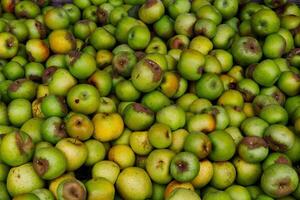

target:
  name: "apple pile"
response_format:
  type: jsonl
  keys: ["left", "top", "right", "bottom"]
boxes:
{"left": 1, "top": 0, "right": 300, "bottom": 199}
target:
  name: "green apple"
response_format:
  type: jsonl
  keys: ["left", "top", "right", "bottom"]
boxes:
{"left": 84, "top": 139, "right": 106, "bottom": 166}
{"left": 48, "top": 68, "right": 77, "bottom": 96}
{"left": 0, "top": 131, "right": 34, "bottom": 167}
{"left": 156, "top": 105, "right": 186, "bottom": 131}
{"left": 20, "top": 118, "right": 44, "bottom": 143}
{"left": 85, "top": 177, "right": 115, "bottom": 200}
{"left": 233, "top": 156, "right": 262, "bottom": 186}
{"left": 148, "top": 123, "right": 172, "bottom": 149}
{"left": 41, "top": 95, "right": 68, "bottom": 118}
{"left": 261, "top": 164, "right": 299, "bottom": 198}
{"left": 67, "top": 84, "right": 100, "bottom": 115}
{"left": 92, "top": 160, "right": 120, "bottom": 184}
{"left": 31, "top": 188, "right": 55, "bottom": 200}
{"left": 210, "top": 161, "right": 236, "bottom": 189}
{"left": 170, "top": 152, "right": 200, "bottom": 182}
{"left": 7, "top": 163, "right": 44, "bottom": 197}
{"left": 56, "top": 138, "right": 88, "bottom": 171}
{"left": 167, "top": 188, "right": 200, "bottom": 200}
{"left": 129, "top": 131, "right": 153, "bottom": 155}
{"left": 128, "top": 25, "right": 151, "bottom": 50}
{"left": 65, "top": 51, "right": 96, "bottom": 80}
{"left": 33, "top": 147, "right": 67, "bottom": 180}
{"left": 251, "top": 8, "right": 280, "bottom": 36}
{"left": 208, "top": 130, "right": 236, "bottom": 161}
{"left": 116, "top": 167, "right": 152, "bottom": 200}
{"left": 8, "top": 99, "right": 32, "bottom": 127}
{"left": 146, "top": 149, "right": 175, "bottom": 184}
{"left": 41, "top": 117, "right": 67, "bottom": 144}
{"left": 65, "top": 113, "right": 94, "bottom": 141}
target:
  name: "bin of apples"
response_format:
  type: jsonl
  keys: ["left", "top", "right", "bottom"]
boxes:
{"left": 0, "top": 0, "right": 300, "bottom": 199}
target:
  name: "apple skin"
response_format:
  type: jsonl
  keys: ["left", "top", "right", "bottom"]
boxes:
{"left": 88, "top": 70, "right": 112, "bottom": 97}
{"left": 170, "top": 152, "right": 200, "bottom": 182}
{"left": 177, "top": 49, "right": 205, "bottom": 81}
{"left": 93, "top": 112, "right": 124, "bottom": 142}
{"left": 33, "top": 147, "right": 67, "bottom": 180}
{"left": 146, "top": 149, "right": 175, "bottom": 184}
{"left": 12, "top": 193, "right": 40, "bottom": 200}
{"left": 8, "top": 99, "right": 32, "bottom": 127}
{"left": 261, "top": 164, "right": 299, "bottom": 198}
{"left": 0, "top": 182, "right": 10, "bottom": 200}
{"left": 156, "top": 105, "right": 186, "bottom": 131}
{"left": 0, "top": 161, "right": 9, "bottom": 182}
{"left": 238, "top": 136, "right": 269, "bottom": 163}
{"left": 164, "top": 180, "right": 195, "bottom": 199}
{"left": 44, "top": 7, "right": 69, "bottom": 30}
{"left": 84, "top": 139, "right": 106, "bottom": 166}
{"left": 169, "top": 129, "right": 189, "bottom": 153}
{"left": 183, "top": 132, "right": 212, "bottom": 159}
{"left": 214, "top": 0, "right": 238, "bottom": 19}
{"left": 116, "top": 167, "right": 152, "bottom": 200}
{"left": 65, "top": 112, "right": 94, "bottom": 141}
{"left": 48, "top": 68, "right": 77, "bottom": 96}
{"left": 41, "top": 116, "right": 67, "bottom": 144}
{"left": 65, "top": 51, "right": 96, "bottom": 80}
{"left": 108, "top": 144, "right": 135, "bottom": 169}
{"left": 264, "top": 124, "right": 294, "bottom": 152}
{"left": 7, "top": 79, "right": 37, "bottom": 101}
{"left": 25, "top": 39, "right": 49, "bottom": 63}
{"left": 233, "top": 156, "right": 262, "bottom": 186}
{"left": 262, "top": 153, "right": 292, "bottom": 170}
{"left": 123, "top": 103, "right": 154, "bottom": 131}
{"left": 55, "top": 138, "right": 88, "bottom": 171}
{"left": 20, "top": 118, "right": 44, "bottom": 143}
{"left": 148, "top": 123, "right": 172, "bottom": 149}
{"left": 285, "top": 136, "right": 300, "bottom": 163}
{"left": 0, "top": 131, "right": 34, "bottom": 167}
{"left": 138, "top": 0, "right": 165, "bottom": 24}
{"left": 131, "top": 57, "right": 164, "bottom": 93}
{"left": 241, "top": 117, "right": 268, "bottom": 138}
{"left": 167, "top": 188, "right": 200, "bottom": 200}
{"left": 192, "top": 159, "right": 213, "bottom": 189}
{"left": 196, "top": 73, "right": 224, "bottom": 100}
{"left": 278, "top": 71, "right": 300, "bottom": 97}
{"left": 151, "top": 183, "right": 166, "bottom": 200}
{"left": 203, "top": 190, "right": 232, "bottom": 200}
{"left": 115, "top": 80, "right": 141, "bottom": 102}
{"left": 92, "top": 160, "right": 120, "bottom": 184}
{"left": 67, "top": 84, "right": 100, "bottom": 115}
{"left": 253, "top": 59, "right": 281, "bottom": 87}
{"left": 251, "top": 8, "right": 280, "bottom": 36}
{"left": 212, "top": 24, "right": 235, "bottom": 49}
{"left": 128, "top": 25, "right": 151, "bottom": 50}
{"left": 225, "top": 185, "right": 251, "bottom": 200}
{"left": 97, "top": 97, "right": 117, "bottom": 113}
{"left": 208, "top": 130, "right": 236, "bottom": 161}
{"left": 263, "top": 33, "right": 286, "bottom": 59}
{"left": 6, "top": 163, "right": 45, "bottom": 197}
{"left": 85, "top": 177, "right": 115, "bottom": 200}
{"left": 0, "top": 102, "right": 9, "bottom": 126}
{"left": 231, "top": 36, "right": 262, "bottom": 67}
{"left": 41, "top": 95, "right": 68, "bottom": 118}
{"left": 90, "top": 27, "right": 116, "bottom": 50}
{"left": 210, "top": 161, "right": 236, "bottom": 190}
{"left": 0, "top": 32, "right": 19, "bottom": 59}
{"left": 31, "top": 188, "right": 55, "bottom": 200}
{"left": 129, "top": 131, "right": 153, "bottom": 155}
